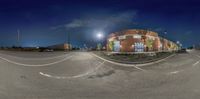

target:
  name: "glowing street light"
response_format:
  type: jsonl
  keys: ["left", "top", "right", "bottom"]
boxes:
{"left": 164, "top": 31, "right": 167, "bottom": 35}
{"left": 96, "top": 32, "right": 104, "bottom": 51}
{"left": 176, "top": 41, "right": 180, "bottom": 44}
{"left": 97, "top": 32, "right": 104, "bottom": 39}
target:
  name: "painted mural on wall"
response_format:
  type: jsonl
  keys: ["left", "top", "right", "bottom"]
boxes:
{"left": 108, "top": 41, "right": 114, "bottom": 51}
{"left": 114, "top": 41, "right": 120, "bottom": 52}
{"left": 146, "top": 39, "right": 154, "bottom": 51}
{"left": 107, "top": 29, "right": 178, "bottom": 52}
{"left": 134, "top": 42, "right": 144, "bottom": 52}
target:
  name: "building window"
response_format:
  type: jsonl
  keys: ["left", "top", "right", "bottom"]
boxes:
{"left": 133, "top": 34, "right": 142, "bottom": 39}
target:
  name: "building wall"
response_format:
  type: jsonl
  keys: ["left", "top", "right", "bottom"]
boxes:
{"left": 120, "top": 36, "right": 136, "bottom": 52}
{"left": 48, "top": 43, "right": 72, "bottom": 50}
{"left": 107, "top": 29, "right": 178, "bottom": 52}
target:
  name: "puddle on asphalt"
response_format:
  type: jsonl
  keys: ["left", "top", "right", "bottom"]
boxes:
{"left": 20, "top": 75, "right": 27, "bottom": 79}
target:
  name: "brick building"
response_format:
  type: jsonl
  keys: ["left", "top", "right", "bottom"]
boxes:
{"left": 48, "top": 43, "right": 72, "bottom": 50}
{"left": 107, "top": 29, "right": 178, "bottom": 52}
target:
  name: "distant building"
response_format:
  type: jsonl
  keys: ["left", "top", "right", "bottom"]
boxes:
{"left": 48, "top": 43, "right": 72, "bottom": 50}
{"left": 194, "top": 44, "right": 200, "bottom": 50}
{"left": 107, "top": 29, "right": 178, "bottom": 52}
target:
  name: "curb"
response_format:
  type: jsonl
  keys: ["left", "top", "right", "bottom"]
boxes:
{"left": 91, "top": 52, "right": 176, "bottom": 67}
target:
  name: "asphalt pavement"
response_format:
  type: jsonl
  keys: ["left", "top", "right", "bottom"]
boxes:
{"left": 0, "top": 50, "right": 200, "bottom": 99}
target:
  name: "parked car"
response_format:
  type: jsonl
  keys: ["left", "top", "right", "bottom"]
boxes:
{"left": 44, "top": 49, "right": 54, "bottom": 52}
{"left": 177, "top": 48, "right": 187, "bottom": 53}
{"left": 39, "top": 48, "right": 54, "bottom": 52}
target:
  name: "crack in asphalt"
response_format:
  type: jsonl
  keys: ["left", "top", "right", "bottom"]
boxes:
{"left": 88, "top": 69, "right": 115, "bottom": 79}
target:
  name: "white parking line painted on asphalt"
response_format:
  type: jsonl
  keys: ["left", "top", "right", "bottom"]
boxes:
{"left": 196, "top": 55, "right": 200, "bottom": 58}
{"left": 169, "top": 71, "right": 180, "bottom": 74}
{"left": 192, "top": 55, "right": 200, "bottom": 67}
{"left": 39, "top": 61, "right": 105, "bottom": 79}
{"left": 91, "top": 53, "right": 147, "bottom": 71}
{"left": 0, "top": 55, "right": 74, "bottom": 67}
{"left": 193, "top": 61, "right": 200, "bottom": 66}
{"left": 0, "top": 53, "right": 69, "bottom": 60}
{"left": 39, "top": 72, "right": 52, "bottom": 77}
{"left": 167, "top": 69, "right": 185, "bottom": 75}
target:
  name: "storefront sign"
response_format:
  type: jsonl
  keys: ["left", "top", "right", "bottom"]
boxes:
{"left": 118, "top": 36, "right": 126, "bottom": 40}
{"left": 133, "top": 34, "right": 141, "bottom": 39}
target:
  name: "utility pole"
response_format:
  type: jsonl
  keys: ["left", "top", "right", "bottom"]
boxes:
{"left": 17, "top": 29, "right": 20, "bottom": 47}
{"left": 164, "top": 31, "right": 167, "bottom": 39}
{"left": 67, "top": 32, "right": 71, "bottom": 51}
{"left": 163, "top": 31, "right": 167, "bottom": 51}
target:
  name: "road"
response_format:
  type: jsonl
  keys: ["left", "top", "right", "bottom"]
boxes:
{"left": 0, "top": 50, "right": 200, "bottom": 99}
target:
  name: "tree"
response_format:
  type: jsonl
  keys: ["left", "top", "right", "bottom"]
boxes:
{"left": 97, "top": 43, "right": 102, "bottom": 50}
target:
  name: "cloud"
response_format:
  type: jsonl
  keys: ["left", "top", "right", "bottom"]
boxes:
{"left": 51, "top": 11, "right": 138, "bottom": 30}
{"left": 64, "top": 19, "right": 85, "bottom": 28}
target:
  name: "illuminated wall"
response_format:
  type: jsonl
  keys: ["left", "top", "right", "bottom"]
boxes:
{"left": 107, "top": 29, "right": 178, "bottom": 52}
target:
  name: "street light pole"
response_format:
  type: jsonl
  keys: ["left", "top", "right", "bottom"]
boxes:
{"left": 162, "top": 31, "right": 167, "bottom": 51}
{"left": 17, "top": 29, "right": 20, "bottom": 47}
{"left": 176, "top": 41, "right": 181, "bottom": 50}
{"left": 67, "top": 32, "right": 71, "bottom": 51}
{"left": 97, "top": 33, "right": 104, "bottom": 51}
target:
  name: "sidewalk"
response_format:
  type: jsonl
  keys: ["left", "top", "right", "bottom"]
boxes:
{"left": 93, "top": 51, "right": 176, "bottom": 65}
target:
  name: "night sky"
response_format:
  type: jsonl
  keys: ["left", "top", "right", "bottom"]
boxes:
{"left": 0, "top": 0, "right": 200, "bottom": 47}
